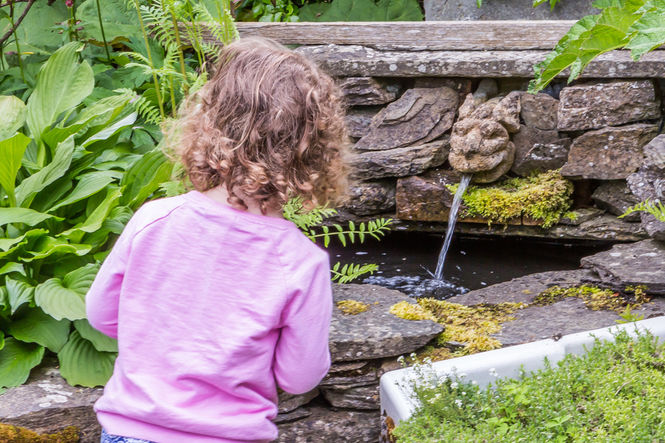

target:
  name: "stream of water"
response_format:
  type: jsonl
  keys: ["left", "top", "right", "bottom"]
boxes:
{"left": 434, "top": 174, "right": 472, "bottom": 280}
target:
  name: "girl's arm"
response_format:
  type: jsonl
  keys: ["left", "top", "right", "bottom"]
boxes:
{"left": 85, "top": 222, "right": 135, "bottom": 339}
{"left": 273, "top": 251, "right": 333, "bottom": 395}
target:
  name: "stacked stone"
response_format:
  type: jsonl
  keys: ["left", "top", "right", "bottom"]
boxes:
{"left": 0, "top": 285, "right": 443, "bottom": 443}
{"left": 335, "top": 75, "right": 662, "bottom": 242}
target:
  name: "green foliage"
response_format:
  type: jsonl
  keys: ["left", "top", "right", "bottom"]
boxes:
{"left": 621, "top": 199, "right": 665, "bottom": 222}
{"left": 283, "top": 197, "right": 391, "bottom": 283}
{"left": 0, "top": 44, "right": 174, "bottom": 389}
{"left": 394, "top": 330, "right": 665, "bottom": 442}
{"left": 448, "top": 170, "right": 574, "bottom": 228}
{"left": 530, "top": 0, "right": 665, "bottom": 92}
{"left": 477, "top": 0, "right": 562, "bottom": 8}
{"left": 237, "top": 0, "right": 301, "bottom": 22}
{"left": 298, "top": 0, "right": 423, "bottom": 22}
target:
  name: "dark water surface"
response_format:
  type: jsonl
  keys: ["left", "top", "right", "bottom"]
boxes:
{"left": 328, "top": 232, "right": 611, "bottom": 299}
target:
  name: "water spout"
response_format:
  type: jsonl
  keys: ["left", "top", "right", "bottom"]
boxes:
{"left": 434, "top": 174, "right": 472, "bottom": 280}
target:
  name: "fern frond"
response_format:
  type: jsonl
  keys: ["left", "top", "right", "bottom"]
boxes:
{"left": 283, "top": 197, "right": 338, "bottom": 232}
{"left": 621, "top": 199, "right": 665, "bottom": 222}
{"left": 193, "top": 2, "right": 239, "bottom": 45}
{"left": 134, "top": 93, "right": 162, "bottom": 125}
{"left": 140, "top": 3, "right": 177, "bottom": 49}
{"left": 330, "top": 262, "right": 378, "bottom": 284}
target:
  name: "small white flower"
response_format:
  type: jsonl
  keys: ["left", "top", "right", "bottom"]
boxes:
{"left": 461, "top": 391, "right": 466, "bottom": 396}
{"left": 450, "top": 381, "right": 459, "bottom": 389}
{"left": 459, "top": 372, "right": 467, "bottom": 378}
{"left": 455, "top": 399, "right": 463, "bottom": 407}
{"left": 471, "top": 380, "right": 478, "bottom": 385}
{"left": 489, "top": 368, "right": 498, "bottom": 377}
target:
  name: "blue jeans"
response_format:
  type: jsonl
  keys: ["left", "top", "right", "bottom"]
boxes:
{"left": 101, "top": 429, "right": 155, "bottom": 443}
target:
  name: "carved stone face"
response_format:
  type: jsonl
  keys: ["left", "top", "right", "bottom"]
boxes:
{"left": 448, "top": 118, "right": 510, "bottom": 173}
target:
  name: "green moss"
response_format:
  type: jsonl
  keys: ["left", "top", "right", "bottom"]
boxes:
{"left": 532, "top": 284, "right": 651, "bottom": 312}
{"left": 336, "top": 299, "right": 370, "bottom": 315}
{"left": 0, "top": 424, "right": 79, "bottom": 442}
{"left": 447, "top": 170, "right": 573, "bottom": 228}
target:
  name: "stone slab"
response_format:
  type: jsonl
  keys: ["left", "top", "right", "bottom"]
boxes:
{"left": 321, "top": 384, "right": 380, "bottom": 410}
{"left": 350, "top": 139, "right": 449, "bottom": 180}
{"left": 424, "top": 0, "right": 597, "bottom": 21}
{"left": 395, "top": 169, "right": 462, "bottom": 221}
{"left": 330, "top": 284, "right": 444, "bottom": 362}
{"left": 276, "top": 404, "right": 379, "bottom": 443}
{"left": 591, "top": 181, "right": 640, "bottom": 221}
{"left": 345, "top": 107, "right": 380, "bottom": 139}
{"left": 581, "top": 239, "right": 665, "bottom": 295}
{"left": 627, "top": 134, "right": 665, "bottom": 240}
{"left": 342, "top": 180, "right": 396, "bottom": 216}
{"left": 338, "top": 77, "right": 400, "bottom": 106}
{"left": 296, "top": 45, "right": 665, "bottom": 78}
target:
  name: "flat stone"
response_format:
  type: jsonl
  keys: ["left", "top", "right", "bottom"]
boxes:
{"left": 591, "top": 181, "right": 641, "bottom": 221}
{"left": 424, "top": 0, "right": 597, "bottom": 20}
{"left": 278, "top": 389, "right": 319, "bottom": 414}
{"left": 520, "top": 92, "right": 558, "bottom": 130}
{"left": 345, "top": 107, "right": 380, "bottom": 139}
{"left": 327, "top": 361, "right": 369, "bottom": 373}
{"left": 511, "top": 125, "right": 569, "bottom": 176}
{"left": 276, "top": 405, "right": 379, "bottom": 443}
{"left": 354, "top": 87, "right": 458, "bottom": 151}
{"left": 627, "top": 134, "right": 665, "bottom": 240}
{"left": 337, "top": 77, "right": 401, "bottom": 106}
{"left": 413, "top": 77, "right": 473, "bottom": 103}
{"left": 0, "top": 361, "right": 102, "bottom": 443}
{"left": 330, "top": 284, "right": 444, "bottom": 362}
{"left": 558, "top": 208, "right": 605, "bottom": 226}
{"left": 342, "top": 180, "right": 395, "bottom": 216}
{"left": 447, "top": 269, "right": 600, "bottom": 306}
{"left": 494, "top": 298, "right": 621, "bottom": 346}
{"left": 319, "top": 362, "right": 379, "bottom": 389}
{"left": 548, "top": 214, "right": 648, "bottom": 242}
{"left": 296, "top": 45, "right": 665, "bottom": 79}
{"left": 274, "top": 408, "right": 312, "bottom": 425}
{"left": 561, "top": 124, "right": 659, "bottom": 180}
{"left": 581, "top": 239, "right": 665, "bottom": 295}
{"left": 350, "top": 139, "right": 449, "bottom": 180}
{"left": 558, "top": 81, "right": 661, "bottom": 131}
{"left": 321, "top": 384, "right": 380, "bottom": 410}
{"left": 395, "top": 169, "right": 462, "bottom": 222}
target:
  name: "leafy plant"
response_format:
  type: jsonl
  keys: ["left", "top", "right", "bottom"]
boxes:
{"left": 477, "top": 0, "right": 562, "bottom": 8}
{"left": 621, "top": 199, "right": 665, "bottom": 222}
{"left": 394, "top": 330, "right": 665, "bottom": 442}
{"left": 283, "top": 197, "right": 391, "bottom": 283}
{"left": 237, "top": 0, "right": 301, "bottom": 22}
{"left": 298, "top": 0, "right": 423, "bottom": 22}
{"left": 529, "top": 0, "right": 665, "bottom": 93}
{"left": 0, "top": 42, "right": 174, "bottom": 390}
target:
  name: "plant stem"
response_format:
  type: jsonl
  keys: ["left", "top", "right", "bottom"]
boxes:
{"left": 169, "top": 6, "right": 189, "bottom": 96}
{"left": 95, "top": 0, "right": 111, "bottom": 62}
{"left": 131, "top": 0, "right": 165, "bottom": 121}
{"left": 8, "top": 2, "right": 26, "bottom": 84}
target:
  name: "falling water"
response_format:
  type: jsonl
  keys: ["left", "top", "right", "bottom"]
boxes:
{"left": 434, "top": 174, "right": 472, "bottom": 280}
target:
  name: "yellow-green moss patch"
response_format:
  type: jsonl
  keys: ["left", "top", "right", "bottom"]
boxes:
{"left": 0, "top": 424, "right": 79, "bottom": 443}
{"left": 336, "top": 299, "right": 370, "bottom": 315}
{"left": 389, "top": 301, "right": 437, "bottom": 321}
{"left": 448, "top": 170, "right": 573, "bottom": 228}
{"left": 532, "top": 284, "right": 651, "bottom": 312}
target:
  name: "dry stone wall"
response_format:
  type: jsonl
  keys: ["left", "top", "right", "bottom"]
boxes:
{"left": 298, "top": 43, "right": 664, "bottom": 242}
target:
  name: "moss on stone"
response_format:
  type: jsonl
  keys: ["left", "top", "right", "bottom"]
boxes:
{"left": 389, "top": 301, "right": 437, "bottom": 321}
{"left": 0, "top": 424, "right": 79, "bottom": 442}
{"left": 447, "top": 170, "right": 573, "bottom": 228}
{"left": 532, "top": 284, "right": 651, "bottom": 312}
{"left": 336, "top": 299, "right": 370, "bottom": 315}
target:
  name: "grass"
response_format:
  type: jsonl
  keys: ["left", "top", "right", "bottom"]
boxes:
{"left": 393, "top": 330, "right": 665, "bottom": 442}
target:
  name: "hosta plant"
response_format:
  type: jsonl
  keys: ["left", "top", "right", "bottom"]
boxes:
{"left": 0, "top": 42, "right": 173, "bottom": 391}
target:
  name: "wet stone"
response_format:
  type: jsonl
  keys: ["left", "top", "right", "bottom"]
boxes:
{"left": 350, "top": 139, "right": 449, "bottom": 180}
{"left": 354, "top": 87, "right": 458, "bottom": 151}
{"left": 581, "top": 239, "right": 665, "bottom": 295}
{"left": 548, "top": 214, "right": 647, "bottom": 242}
{"left": 560, "top": 124, "right": 659, "bottom": 180}
{"left": 395, "top": 168, "right": 462, "bottom": 222}
{"left": 342, "top": 180, "right": 395, "bottom": 216}
{"left": 557, "top": 80, "right": 661, "bottom": 131}
{"left": 558, "top": 208, "right": 605, "bottom": 226}
{"left": 591, "top": 181, "right": 641, "bottom": 222}
{"left": 520, "top": 92, "right": 558, "bottom": 130}
{"left": 627, "top": 134, "right": 665, "bottom": 240}
{"left": 338, "top": 77, "right": 401, "bottom": 106}
{"left": 330, "top": 284, "right": 444, "bottom": 362}
{"left": 510, "top": 125, "right": 569, "bottom": 176}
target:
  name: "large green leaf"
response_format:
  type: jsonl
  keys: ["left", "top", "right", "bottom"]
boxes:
{"left": 9, "top": 307, "right": 71, "bottom": 353}
{"left": 59, "top": 187, "right": 123, "bottom": 242}
{"left": 0, "top": 132, "right": 31, "bottom": 207}
{"left": 0, "top": 338, "right": 45, "bottom": 389}
{"left": 5, "top": 277, "right": 35, "bottom": 315}
{"left": 0, "top": 229, "right": 47, "bottom": 260}
{"left": 58, "top": 330, "right": 116, "bottom": 387}
{"left": 0, "top": 96, "right": 27, "bottom": 141}
{"left": 0, "top": 262, "right": 24, "bottom": 276}
{"left": 316, "top": 0, "right": 380, "bottom": 21}
{"left": 20, "top": 236, "right": 92, "bottom": 263}
{"left": 626, "top": 1, "right": 665, "bottom": 58}
{"left": 49, "top": 171, "right": 117, "bottom": 212}
{"left": 5, "top": 2, "right": 68, "bottom": 50}
{"left": 74, "top": 319, "right": 118, "bottom": 352}
{"left": 375, "top": 0, "right": 424, "bottom": 21}
{"left": 77, "top": 0, "right": 140, "bottom": 43}
{"left": 26, "top": 42, "right": 95, "bottom": 144}
{"left": 15, "top": 135, "right": 76, "bottom": 208}
{"left": 34, "top": 264, "right": 99, "bottom": 321}
{"left": 298, "top": 2, "right": 332, "bottom": 20}
{"left": 0, "top": 208, "right": 61, "bottom": 227}
{"left": 120, "top": 150, "right": 173, "bottom": 209}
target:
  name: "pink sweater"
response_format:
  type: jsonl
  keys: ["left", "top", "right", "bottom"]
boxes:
{"left": 86, "top": 191, "right": 332, "bottom": 443}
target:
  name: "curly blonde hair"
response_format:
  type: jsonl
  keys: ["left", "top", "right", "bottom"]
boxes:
{"left": 169, "top": 37, "right": 349, "bottom": 214}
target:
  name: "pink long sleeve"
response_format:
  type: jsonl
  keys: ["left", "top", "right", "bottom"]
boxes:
{"left": 85, "top": 191, "right": 333, "bottom": 443}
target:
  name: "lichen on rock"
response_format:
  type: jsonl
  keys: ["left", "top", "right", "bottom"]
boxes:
{"left": 389, "top": 301, "right": 437, "bottom": 321}
{"left": 0, "top": 423, "right": 79, "bottom": 443}
{"left": 337, "top": 300, "right": 370, "bottom": 315}
{"left": 532, "top": 284, "right": 650, "bottom": 312}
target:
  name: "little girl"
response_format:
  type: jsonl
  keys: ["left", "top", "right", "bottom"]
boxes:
{"left": 86, "top": 37, "right": 348, "bottom": 443}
